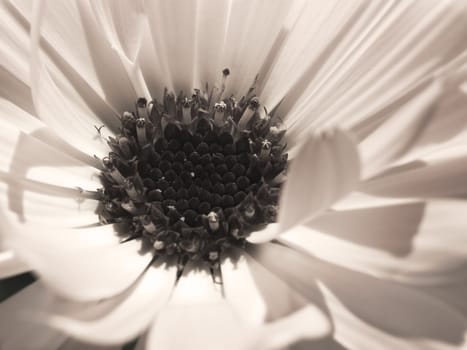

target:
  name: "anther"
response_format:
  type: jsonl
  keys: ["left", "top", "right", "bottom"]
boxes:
{"left": 182, "top": 97, "right": 192, "bottom": 125}
{"left": 214, "top": 101, "right": 227, "bottom": 127}
{"left": 136, "top": 118, "right": 148, "bottom": 147}
{"left": 260, "top": 139, "right": 272, "bottom": 159}
{"left": 136, "top": 98, "right": 148, "bottom": 120}
{"left": 244, "top": 204, "right": 255, "bottom": 219}
{"left": 121, "top": 198, "right": 140, "bottom": 215}
{"left": 153, "top": 240, "right": 165, "bottom": 250}
{"left": 142, "top": 215, "right": 157, "bottom": 233}
{"left": 238, "top": 97, "right": 260, "bottom": 131}
{"left": 124, "top": 178, "right": 143, "bottom": 201}
{"left": 209, "top": 251, "right": 219, "bottom": 261}
{"left": 207, "top": 211, "right": 219, "bottom": 231}
{"left": 118, "top": 137, "right": 132, "bottom": 158}
{"left": 109, "top": 166, "right": 126, "bottom": 184}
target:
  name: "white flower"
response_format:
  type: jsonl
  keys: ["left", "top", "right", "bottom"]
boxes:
{"left": 1, "top": 1, "right": 467, "bottom": 350}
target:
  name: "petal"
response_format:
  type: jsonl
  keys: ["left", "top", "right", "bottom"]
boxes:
{"left": 30, "top": 0, "right": 115, "bottom": 158}
{"left": 0, "top": 111, "right": 101, "bottom": 226}
{"left": 1, "top": 214, "right": 151, "bottom": 301}
{"left": 320, "top": 283, "right": 467, "bottom": 350}
{"left": 89, "top": 0, "right": 149, "bottom": 98}
{"left": 250, "top": 128, "right": 360, "bottom": 243}
{"left": 360, "top": 146, "right": 467, "bottom": 198}
{"left": 48, "top": 262, "right": 177, "bottom": 345}
{"left": 220, "top": 0, "right": 293, "bottom": 97}
{"left": 90, "top": 0, "right": 145, "bottom": 63}
{"left": 260, "top": 0, "right": 367, "bottom": 111}
{"left": 255, "top": 242, "right": 467, "bottom": 346}
{"left": 0, "top": 250, "right": 30, "bottom": 279}
{"left": 284, "top": 1, "right": 467, "bottom": 140}
{"left": 11, "top": 0, "right": 135, "bottom": 119}
{"left": 245, "top": 249, "right": 311, "bottom": 322}
{"left": 0, "top": 282, "right": 67, "bottom": 350}
{"left": 222, "top": 249, "right": 267, "bottom": 326}
{"left": 147, "top": 267, "right": 242, "bottom": 350}
{"left": 281, "top": 200, "right": 467, "bottom": 285}
{"left": 247, "top": 243, "right": 332, "bottom": 337}
{"left": 251, "top": 306, "right": 335, "bottom": 350}
{"left": 145, "top": 0, "right": 198, "bottom": 93}
{"left": 0, "top": 106, "right": 100, "bottom": 190}
{"left": 358, "top": 79, "right": 443, "bottom": 179}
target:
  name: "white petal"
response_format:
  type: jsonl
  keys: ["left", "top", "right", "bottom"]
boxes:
{"left": 0, "top": 250, "right": 30, "bottom": 279}
{"left": 245, "top": 250, "right": 310, "bottom": 321}
{"left": 360, "top": 146, "right": 467, "bottom": 198}
{"left": 1, "top": 214, "right": 151, "bottom": 301}
{"left": 250, "top": 128, "right": 360, "bottom": 243}
{"left": 221, "top": 0, "right": 293, "bottom": 96}
{"left": 0, "top": 282, "right": 67, "bottom": 350}
{"left": 11, "top": 0, "right": 135, "bottom": 119}
{"left": 284, "top": 1, "right": 467, "bottom": 140}
{"left": 281, "top": 199, "right": 467, "bottom": 285}
{"left": 222, "top": 249, "right": 267, "bottom": 326}
{"left": 255, "top": 243, "right": 467, "bottom": 347}
{"left": 147, "top": 267, "right": 242, "bottom": 350}
{"left": 193, "top": 0, "right": 230, "bottom": 89}
{"left": 148, "top": 301, "right": 247, "bottom": 350}
{"left": 90, "top": 0, "right": 145, "bottom": 63}
{"left": 48, "top": 262, "right": 176, "bottom": 345}
{"left": 30, "top": 1, "right": 116, "bottom": 158}
{"left": 247, "top": 243, "right": 332, "bottom": 337}
{"left": 252, "top": 306, "right": 334, "bottom": 350}
{"left": 260, "top": 0, "right": 367, "bottom": 112}
{"left": 0, "top": 107, "right": 100, "bottom": 190}
{"left": 358, "top": 79, "right": 443, "bottom": 179}
{"left": 145, "top": 0, "right": 198, "bottom": 93}
{"left": 320, "top": 283, "right": 467, "bottom": 350}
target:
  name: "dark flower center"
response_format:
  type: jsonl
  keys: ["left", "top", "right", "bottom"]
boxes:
{"left": 97, "top": 72, "right": 287, "bottom": 268}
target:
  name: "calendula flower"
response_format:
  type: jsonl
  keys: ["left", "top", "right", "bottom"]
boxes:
{"left": 1, "top": 0, "right": 467, "bottom": 349}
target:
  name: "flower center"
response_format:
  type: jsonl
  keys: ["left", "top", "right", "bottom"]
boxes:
{"left": 97, "top": 71, "right": 287, "bottom": 268}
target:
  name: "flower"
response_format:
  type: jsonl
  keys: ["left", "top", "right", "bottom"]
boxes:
{"left": 1, "top": 0, "right": 467, "bottom": 350}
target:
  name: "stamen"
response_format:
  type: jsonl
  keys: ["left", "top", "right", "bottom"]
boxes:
{"left": 136, "top": 98, "right": 148, "bottom": 120}
{"left": 207, "top": 211, "right": 220, "bottom": 231}
{"left": 182, "top": 97, "right": 192, "bottom": 125}
{"left": 214, "top": 101, "right": 226, "bottom": 127}
{"left": 136, "top": 118, "right": 148, "bottom": 147}
{"left": 238, "top": 97, "right": 260, "bottom": 131}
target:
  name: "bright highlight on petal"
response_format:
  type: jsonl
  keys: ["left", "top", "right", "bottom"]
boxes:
{"left": 1, "top": 215, "right": 152, "bottom": 301}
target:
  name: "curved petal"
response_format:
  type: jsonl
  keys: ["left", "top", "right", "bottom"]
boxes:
{"left": 10, "top": 0, "right": 135, "bottom": 120}
{"left": 254, "top": 242, "right": 467, "bottom": 346}
{"left": 320, "top": 283, "right": 467, "bottom": 350}
{"left": 0, "top": 250, "right": 30, "bottom": 279}
{"left": 250, "top": 128, "right": 360, "bottom": 243}
{"left": 0, "top": 282, "right": 67, "bottom": 350}
{"left": 247, "top": 243, "right": 332, "bottom": 337}
{"left": 360, "top": 146, "right": 467, "bottom": 198}
{"left": 281, "top": 200, "right": 467, "bottom": 285}
{"left": 1, "top": 215, "right": 151, "bottom": 301}
{"left": 284, "top": 1, "right": 467, "bottom": 141}
{"left": 222, "top": 249, "right": 267, "bottom": 326}
{"left": 90, "top": 0, "right": 145, "bottom": 63}
{"left": 251, "top": 306, "right": 334, "bottom": 350}
{"left": 48, "top": 262, "right": 176, "bottom": 345}
{"left": 358, "top": 79, "right": 443, "bottom": 179}
{"left": 30, "top": 0, "right": 115, "bottom": 159}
